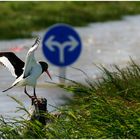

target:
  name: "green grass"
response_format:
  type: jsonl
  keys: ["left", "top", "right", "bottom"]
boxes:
{"left": 1, "top": 1, "right": 140, "bottom": 39}
{"left": 1, "top": 59, "right": 140, "bottom": 138}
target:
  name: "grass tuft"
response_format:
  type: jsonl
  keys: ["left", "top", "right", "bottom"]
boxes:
{"left": 1, "top": 60, "right": 140, "bottom": 138}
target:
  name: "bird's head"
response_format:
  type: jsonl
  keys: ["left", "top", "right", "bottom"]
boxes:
{"left": 39, "top": 61, "right": 52, "bottom": 80}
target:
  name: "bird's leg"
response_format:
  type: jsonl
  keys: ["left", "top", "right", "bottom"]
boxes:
{"left": 33, "top": 86, "right": 37, "bottom": 99}
{"left": 24, "top": 86, "right": 32, "bottom": 98}
{"left": 24, "top": 86, "right": 35, "bottom": 105}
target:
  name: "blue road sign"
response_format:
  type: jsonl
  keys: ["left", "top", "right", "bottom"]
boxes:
{"left": 42, "top": 24, "right": 82, "bottom": 67}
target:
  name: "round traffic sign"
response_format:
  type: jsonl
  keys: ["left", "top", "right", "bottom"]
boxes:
{"left": 42, "top": 24, "right": 82, "bottom": 67}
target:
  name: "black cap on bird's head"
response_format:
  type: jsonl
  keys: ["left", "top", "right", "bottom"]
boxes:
{"left": 39, "top": 61, "right": 52, "bottom": 80}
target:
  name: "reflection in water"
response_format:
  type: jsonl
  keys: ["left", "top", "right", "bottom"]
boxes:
{"left": 1, "top": 15, "right": 140, "bottom": 117}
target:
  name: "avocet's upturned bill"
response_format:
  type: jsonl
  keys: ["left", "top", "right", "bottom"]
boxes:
{"left": 0, "top": 37, "right": 52, "bottom": 98}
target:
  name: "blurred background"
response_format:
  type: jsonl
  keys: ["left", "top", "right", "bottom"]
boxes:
{"left": 1, "top": 1, "right": 140, "bottom": 117}
{"left": 0, "top": 1, "right": 140, "bottom": 39}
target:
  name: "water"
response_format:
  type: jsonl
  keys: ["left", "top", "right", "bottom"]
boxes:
{"left": 1, "top": 15, "right": 140, "bottom": 117}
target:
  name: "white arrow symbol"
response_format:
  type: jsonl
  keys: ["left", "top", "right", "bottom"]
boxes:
{"left": 63, "top": 36, "right": 79, "bottom": 51}
{"left": 45, "top": 35, "right": 61, "bottom": 51}
{"left": 45, "top": 35, "right": 79, "bottom": 63}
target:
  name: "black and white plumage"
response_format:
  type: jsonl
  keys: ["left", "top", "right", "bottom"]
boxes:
{"left": 0, "top": 52, "right": 24, "bottom": 78}
{"left": 0, "top": 37, "right": 52, "bottom": 98}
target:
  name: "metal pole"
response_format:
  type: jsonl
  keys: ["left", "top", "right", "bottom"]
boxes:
{"left": 58, "top": 67, "right": 67, "bottom": 84}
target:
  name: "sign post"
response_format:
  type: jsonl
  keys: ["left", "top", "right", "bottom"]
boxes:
{"left": 42, "top": 24, "right": 82, "bottom": 83}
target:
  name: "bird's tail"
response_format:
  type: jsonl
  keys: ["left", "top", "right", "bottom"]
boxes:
{"left": 2, "top": 83, "right": 18, "bottom": 92}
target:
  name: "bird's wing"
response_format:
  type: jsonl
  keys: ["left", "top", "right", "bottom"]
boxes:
{"left": 23, "top": 37, "right": 40, "bottom": 78}
{"left": 0, "top": 52, "right": 24, "bottom": 78}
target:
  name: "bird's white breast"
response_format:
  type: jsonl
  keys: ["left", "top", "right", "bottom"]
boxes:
{"left": 25, "top": 63, "right": 42, "bottom": 86}
{"left": 12, "top": 63, "right": 42, "bottom": 87}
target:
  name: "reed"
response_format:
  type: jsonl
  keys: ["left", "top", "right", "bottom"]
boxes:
{"left": 0, "top": 59, "right": 140, "bottom": 138}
